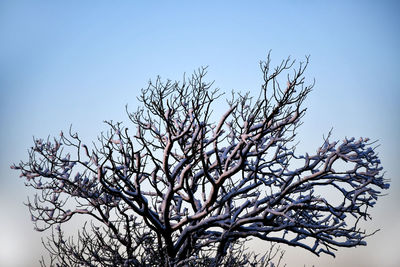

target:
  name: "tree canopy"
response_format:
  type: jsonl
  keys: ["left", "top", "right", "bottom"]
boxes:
{"left": 13, "top": 54, "right": 389, "bottom": 266}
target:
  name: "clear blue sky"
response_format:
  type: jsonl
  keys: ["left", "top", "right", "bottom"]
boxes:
{"left": 1, "top": 1, "right": 399, "bottom": 266}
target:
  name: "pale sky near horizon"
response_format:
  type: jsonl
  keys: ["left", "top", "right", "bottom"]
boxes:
{"left": 1, "top": 1, "right": 399, "bottom": 266}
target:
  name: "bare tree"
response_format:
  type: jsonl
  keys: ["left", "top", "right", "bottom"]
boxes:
{"left": 12, "top": 54, "right": 389, "bottom": 266}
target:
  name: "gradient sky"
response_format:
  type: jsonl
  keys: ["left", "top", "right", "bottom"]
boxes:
{"left": 1, "top": 1, "right": 399, "bottom": 266}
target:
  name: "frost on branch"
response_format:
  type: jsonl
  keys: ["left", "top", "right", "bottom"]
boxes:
{"left": 13, "top": 54, "right": 389, "bottom": 266}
